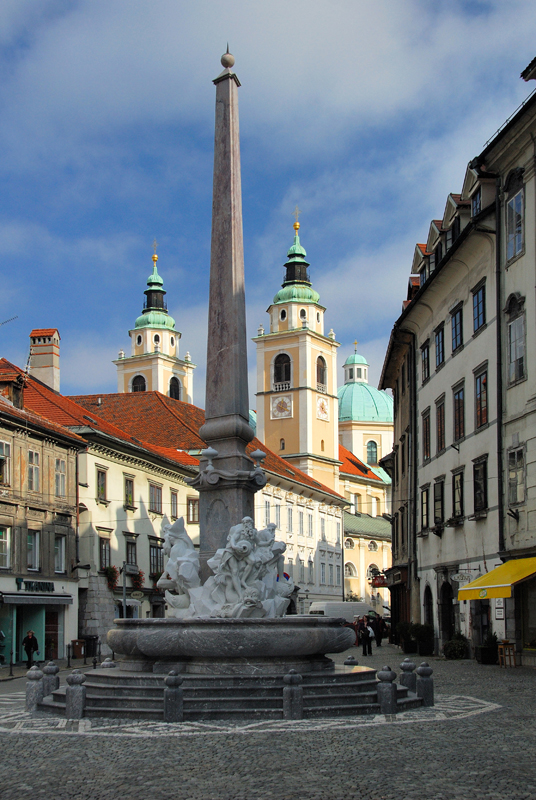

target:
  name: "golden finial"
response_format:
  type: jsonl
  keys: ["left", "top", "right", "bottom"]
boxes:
{"left": 152, "top": 238, "right": 158, "bottom": 263}
{"left": 354, "top": 339, "right": 359, "bottom": 353}
{"left": 293, "top": 205, "right": 301, "bottom": 233}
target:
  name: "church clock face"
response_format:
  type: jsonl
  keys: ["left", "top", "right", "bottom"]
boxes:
{"left": 316, "top": 396, "right": 329, "bottom": 421}
{"left": 271, "top": 395, "right": 292, "bottom": 419}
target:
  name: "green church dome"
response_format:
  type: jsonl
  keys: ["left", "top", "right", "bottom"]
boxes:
{"left": 273, "top": 284, "right": 320, "bottom": 305}
{"left": 135, "top": 310, "right": 177, "bottom": 330}
{"left": 338, "top": 350, "right": 393, "bottom": 423}
{"left": 338, "top": 381, "right": 393, "bottom": 423}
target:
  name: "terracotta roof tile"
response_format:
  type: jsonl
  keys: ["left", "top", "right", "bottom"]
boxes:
{"left": 29, "top": 329, "right": 59, "bottom": 338}
{"left": 338, "top": 444, "right": 382, "bottom": 482}
{"left": 71, "top": 391, "right": 345, "bottom": 501}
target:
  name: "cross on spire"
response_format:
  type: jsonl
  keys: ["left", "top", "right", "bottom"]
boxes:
{"left": 354, "top": 339, "right": 359, "bottom": 352}
{"left": 293, "top": 205, "right": 302, "bottom": 223}
{"left": 153, "top": 238, "right": 158, "bottom": 255}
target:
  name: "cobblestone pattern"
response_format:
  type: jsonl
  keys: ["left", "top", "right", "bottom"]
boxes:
{"left": 0, "top": 643, "right": 534, "bottom": 800}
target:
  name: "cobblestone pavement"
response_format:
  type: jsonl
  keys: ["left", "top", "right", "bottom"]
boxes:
{"left": 0, "top": 643, "right": 534, "bottom": 800}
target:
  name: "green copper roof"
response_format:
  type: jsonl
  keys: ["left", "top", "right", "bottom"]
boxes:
{"left": 338, "top": 382, "right": 393, "bottom": 423}
{"left": 344, "top": 353, "right": 368, "bottom": 366}
{"left": 147, "top": 262, "right": 164, "bottom": 289}
{"left": 273, "top": 284, "right": 320, "bottom": 304}
{"left": 287, "top": 232, "right": 307, "bottom": 260}
{"left": 135, "top": 310, "right": 177, "bottom": 330}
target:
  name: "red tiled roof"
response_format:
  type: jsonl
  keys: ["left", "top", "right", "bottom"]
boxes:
{"left": 417, "top": 243, "right": 427, "bottom": 254}
{"left": 0, "top": 361, "right": 196, "bottom": 471}
{"left": 30, "top": 329, "right": 59, "bottom": 338}
{"left": 338, "top": 444, "right": 382, "bottom": 482}
{"left": 72, "top": 391, "right": 345, "bottom": 501}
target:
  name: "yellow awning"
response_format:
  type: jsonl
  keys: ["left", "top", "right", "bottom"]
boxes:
{"left": 457, "top": 557, "right": 536, "bottom": 600}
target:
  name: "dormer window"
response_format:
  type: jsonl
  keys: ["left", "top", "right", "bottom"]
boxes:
{"left": 472, "top": 188, "right": 482, "bottom": 217}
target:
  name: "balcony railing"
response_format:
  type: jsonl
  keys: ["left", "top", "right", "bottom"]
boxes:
{"left": 317, "top": 383, "right": 327, "bottom": 394}
{"left": 273, "top": 382, "right": 290, "bottom": 392}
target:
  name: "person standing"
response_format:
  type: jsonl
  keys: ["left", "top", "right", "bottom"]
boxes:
{"left": 22, "top": 630, "right": 39, "bottom": 669}
{"left": 374, "top": 616, "right": 387, "bottom": 647}
{"left": 360, "top": 616, "right": 372, "bottom": 657}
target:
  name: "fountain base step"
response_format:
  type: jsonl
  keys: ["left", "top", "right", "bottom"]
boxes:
{"left": 38, "top": 664, "right": 423, "bottom": 721}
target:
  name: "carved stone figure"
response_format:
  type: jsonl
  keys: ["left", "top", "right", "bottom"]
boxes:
{"left": 156, "top": 518, "right": 201, "bottom": 618}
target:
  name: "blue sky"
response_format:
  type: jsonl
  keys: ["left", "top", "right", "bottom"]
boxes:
{"left": 0, "top": 0, "right": 535, "bottom": 407}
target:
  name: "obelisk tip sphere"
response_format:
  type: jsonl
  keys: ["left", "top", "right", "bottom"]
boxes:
{"left": 221, "top": 50, "right": 235, "bottom": 69}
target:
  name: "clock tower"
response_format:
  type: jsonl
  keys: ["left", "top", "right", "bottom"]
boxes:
{"left": 253, "top": 221, "right": 340, "bottom": 491}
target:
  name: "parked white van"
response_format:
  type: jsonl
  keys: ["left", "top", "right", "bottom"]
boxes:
{"left": 308, "top": 602, "right": 377, "bottom": 622}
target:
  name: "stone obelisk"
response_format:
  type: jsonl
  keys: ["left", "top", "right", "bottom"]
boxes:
{"left": 192, "top": 50, "right": 266, "bottom": 578}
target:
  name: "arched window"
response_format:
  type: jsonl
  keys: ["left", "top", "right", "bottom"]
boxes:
{"left": 344, "top": 538, "right": 354, "bottom": 549}
{"left": 367, "top": 440, "right": 378, "bottom": 464}
{"left": 280, "top": 309, "right": 287, "bottom": 321}
{"left": 169, "top": 377, "right": 181, "bottom": 400}
{"left": 368, "top": 540, "right": 378, "bottom": 552}
{"left": 280, "top": 438, "right": 285, "bottom": 451}
{"left": 132, "top": 375, "right": 146, "bottom": 393}
{"left": 344, "top": 562, "right": 357, "bottom": 578}
{"left": 316, "top": 356, "right": 327, "bottom": 389}
{"left": 367, "top": 563, "right": 379, "bottom": 579}
{"left": 300, "top": 308, "right": 307, "bottom": 320}
{"left": 154, "top": 334, "right": 160, "bottom": 344}
{"left": 274, "top": 353, "right": 291, "bottom": 387}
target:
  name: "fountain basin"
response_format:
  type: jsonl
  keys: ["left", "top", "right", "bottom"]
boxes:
{"left": 108, "top": 616, "right": 355, "bottom": 674}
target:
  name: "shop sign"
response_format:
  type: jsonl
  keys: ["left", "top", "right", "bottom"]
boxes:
{"left": 131, "top": 591, "right": 144, "bottom": 600}
{"left": 16, "top": 578, "right": 55, "bottom": 592}
{"left": 451, "top": 573, "right": 472, "bottom": 583}
{"left": 371, "top": 575, "right": 389, "bottom": 587}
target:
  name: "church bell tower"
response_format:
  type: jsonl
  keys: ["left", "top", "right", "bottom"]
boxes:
{"left": 253, "top": 219, "right": 340, "bottom": 491}
{"left": 114, "top": 248, "right": 195, "bottom": 401}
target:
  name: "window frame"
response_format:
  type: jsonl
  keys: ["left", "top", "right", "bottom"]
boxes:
{"left": 475, "top": 368, "right": 488, "bottom": 429}
{"left": 422, "top": 409, "right": 431, "bottom": 462}
{"left": 435, "top": 325, "right": 445, "bottom": 369}
{"left": 54, "top": 535, "right": 66, "bottom": 573}
{"left": 452, "top": 470, "right": 464, "bottom": 519}
{"left": 186, "top": 497, "right": 199, "bottom": 524}
{"left": 171, "top": 490, "right": 178, "bottom": 520}
{"left": 421, "top": 486, "right": 429, "bottom": 531}
{"left": 473, "top": 458, "right": 488, "bottom": 514}
{"left": 472, "top": 282, "right": 486, "bottom": 333}
{"left": 99, "top": 536, "right": 111, "bottom": 570}
{"left": 506, "top": 187, "right": 524, "bottom": 262}
{"left": 436, "top": 399, "right": 446, "bottom": 454}
{"left": 433, "top": 480, "right": 444, "bottom": 526}
{"left": 508, "top": 446, "right": 525, "bottom": 507}
{"left": 149, "top": 541, "right": 164, "bottom": 576}
{"left": 507, "top": 314, "right": 526, "bottom": 385}
{"left": 451, "top": 305, "right": 463, "bottom": 353}
{"left": 28, "top": 450, "right": 40, "bottom": 492}
{"left": 0, "top": 442, "right": 12, "bottom": 486}
{"left": 0, "top": 526, "right": 11, "bottom": 569}
{"left": 96, "top": 469, "right": 107, "bottom": 503}
{"left": 453, "top": 383, "right": 465, "bottom": 443}
{"left": 149, "top": 483, "right": 163, "bottom": 514}
{"left": 421, "top": 342, "right": 430, "bottom": 384}
{"left": 27, "top": 530, "right": 40, "bottom": 571}
{"left": 55, "top": 458, "right": 66, "bottom": 498}
{"left": 124, "top": 477, "right": 135, "bottom": 509}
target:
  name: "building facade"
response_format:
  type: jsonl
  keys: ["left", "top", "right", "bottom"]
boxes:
{"left": 0, "top": 362, "right": 83, "bottom": 666}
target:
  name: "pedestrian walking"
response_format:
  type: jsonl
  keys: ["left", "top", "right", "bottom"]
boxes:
{"left": 374, "top": 616, "right": 387, "bottom": 648}
{"left": 22, "top": 630, "right": 39, "bottom": 669}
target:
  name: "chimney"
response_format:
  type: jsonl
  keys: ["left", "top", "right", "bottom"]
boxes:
{"left": 29, "top": 328, "right": 61, "bottom": 392}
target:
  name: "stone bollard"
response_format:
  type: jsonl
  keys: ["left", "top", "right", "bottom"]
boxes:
{"left": 42, "top": 661, "right": 60, "bottom": 697}
{"left": 377, "top": 666, "right": 398, "bottom": 715}
{"left": 399, "top": 658, "right": 417, "bottom": 694}
{"left": 344, "top": 655, "right": 358, "bottom": 666}
{"left": 25, "top": 666, "right": 44, "bottom": 712}
{"left": 100, "top": 658, "right": 117, "bottom": 669}
{"left": 65, "top": 669, "right": 87, "bottom": 719}
{"left": 416, "top": 662, "right": 434, "bottom": 707}
{"left": 283, "top": 669, "right": 303, "bottom": 720}
{"left": 163, "top": 671, "right": 184, "bottom": 722}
